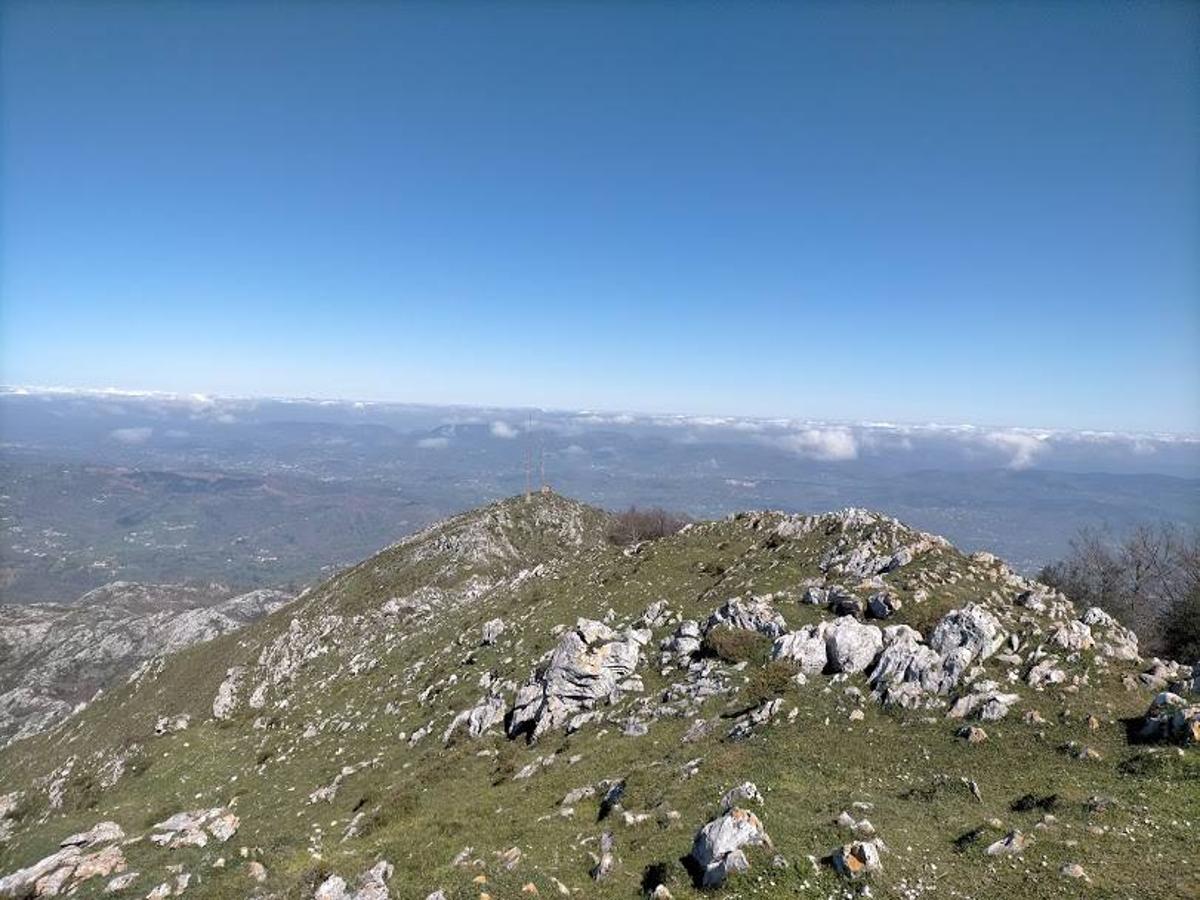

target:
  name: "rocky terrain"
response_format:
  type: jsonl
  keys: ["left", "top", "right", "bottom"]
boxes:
{"left": 0, "top": 582, "right": 293, "bottom": 744}
{"left": 0, "top": 493, "right": 1195, "bottom": 899}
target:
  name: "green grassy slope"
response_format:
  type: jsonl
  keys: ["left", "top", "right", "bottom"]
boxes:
{"left": 0, "top": 494, "right": 1195, "bottom": 900}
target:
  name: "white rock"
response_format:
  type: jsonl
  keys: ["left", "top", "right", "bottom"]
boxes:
{"left": 689, "top": 808, "right": 772, "bottom": 888}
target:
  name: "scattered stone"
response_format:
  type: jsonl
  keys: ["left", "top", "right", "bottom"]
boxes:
{"left": 149, "top": 808, "right": 239, "bottom": 849}
{"left": 831, "top": 839, "right": 884, "bottom": 879}
{"left": 948, "top": 681, "right": 1019, "bottom": 721}
{"left": 986, "top": 831, "right": 1028, "bottom": 856}
{"left": 590, "top": 831, "right": 615, "bottom": 881}
{"left": 956, "top": 725, "right": 988, "bottom": 744}
{"left": 480, "top": 618, "right": 506, "bottom": 645}
{"left": 1060, "top": 862, "right": 1090, "bottom": 882}
{"left": 720, "top": 782, "right": 764, "bottom": 811}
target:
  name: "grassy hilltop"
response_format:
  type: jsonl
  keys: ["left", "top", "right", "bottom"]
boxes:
{"left": 0, "top": 493, "right": 1196, "bottom": 900}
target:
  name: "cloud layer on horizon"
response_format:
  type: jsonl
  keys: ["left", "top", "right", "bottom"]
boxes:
{"left": 4, "top": 385, "right": 1196, "bottom": 475}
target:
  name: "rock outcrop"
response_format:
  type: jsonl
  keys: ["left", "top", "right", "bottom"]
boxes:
{"left": 508, "top": 619, "right": 646, "bottom": 741}
{"left": 0, "top": 583, "right": 292, "bottom": 744}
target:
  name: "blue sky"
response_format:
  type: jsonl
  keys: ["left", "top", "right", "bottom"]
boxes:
{"left": 1, "top": 3, "right": 1197, "bottom": 433}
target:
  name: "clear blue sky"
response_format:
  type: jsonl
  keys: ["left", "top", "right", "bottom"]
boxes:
{"left": 2, "top": 2, "right": 1197, "bottom": 432}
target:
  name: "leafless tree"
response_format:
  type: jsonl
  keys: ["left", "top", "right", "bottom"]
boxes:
{"left": 605, "top": 505, "right": 689, "bottom": 546}
{"left": 1039, "top": 522, "right": 1200, "bottom": 659}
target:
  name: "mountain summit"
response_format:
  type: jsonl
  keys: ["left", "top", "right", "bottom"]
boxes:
{"left": 0, "top": 493, "right": 1195, "bottom": 899}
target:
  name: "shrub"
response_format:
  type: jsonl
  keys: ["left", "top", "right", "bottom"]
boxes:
{"left": 701, "top": 626, "right": 772, "bottom": 666}
{"left": 745, "top": 659, "right": 799, "bottom": 706}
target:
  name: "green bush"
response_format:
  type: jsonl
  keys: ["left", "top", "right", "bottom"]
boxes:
{"left": 745, "top": 659, "right": 800, "bottom": 706}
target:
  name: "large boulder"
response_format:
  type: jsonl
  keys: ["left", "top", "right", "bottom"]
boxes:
{"left": 689, "top": 808, "right": 772, "bottom": 888}
{"left": 661, "top": 620, "right": 702, "bottom": 664}
{"left": 868, "top": 626, "right": 946, "bottom": 707}
{"left": 928, "top": 604, "right": 1004, "bottom": 683}
{"left": 1139, "top": 692, "right": 1200, "bottom": 745}
{"left": 772, "top": 624, "right": 830, "bottom": 674}
{"left": 824, "top": 618, "right": 883, "bottom": 674}
{"left": 443, "top": 693, "right": 508, "bottom": 744}
{"left": 508, "top": 619, "right": 645, "bottom": 741}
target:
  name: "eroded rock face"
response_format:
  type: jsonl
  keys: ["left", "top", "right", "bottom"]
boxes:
{"left": 867, "top": 592, "right": 902, "bottom": 620}
{"left": 507, "top": 619, "right": 645, "bottom": 741}
{"left": 689, "top": 808, "right": 772, "bottom": 888}
{"left": 661, "top": 621, "right": 702, "bottom": 665}
{"left": 0, "top": 584, "right": 292, "bottom": 746}
{"left": 869, "top": 606, "right": 1009, "bottom": 709}
{"left": 868, "top": 626, "right": 947, "bottom": 708}
{"left": 704, "top": 598, "right": 787, "bottom": 639}
{"left": 1051, "top": 620, "right": 1095, "bottom": 653}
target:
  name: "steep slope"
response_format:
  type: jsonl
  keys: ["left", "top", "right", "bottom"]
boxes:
{"left": 0, "top": 494, "right": 1195, "bottom": 900}
{"left": 0, "top": 583, "right": 295, "bottom": 744}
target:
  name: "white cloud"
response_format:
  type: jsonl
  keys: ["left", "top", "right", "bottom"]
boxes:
{"left": 775, "top": 428, "right": 859, "bottom": 461}
{"left": 563, "top": 444, "right": 587, "bottom": 456}
{"left": 490, "top": 421, "right": 519, "bottom": 439}
{"left": 109, "top": 427, "right": 153, "bottom": 444}
{"left": 984, "top": 431, "right": 1046, "bottom": 469}
{"left": 416, "top": 436, "right": 450, "bottom": 449}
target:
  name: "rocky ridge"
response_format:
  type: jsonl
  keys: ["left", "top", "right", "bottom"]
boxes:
{"left": 0, "top": 583, "right": 293, "bottom": 745}
{"left": 0, "top": 494, "right": 1195, "bottom": 899}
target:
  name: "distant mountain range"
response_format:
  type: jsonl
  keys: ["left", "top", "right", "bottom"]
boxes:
{"left": 1, "top": 389, "right": 1197, "bottom": 608}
